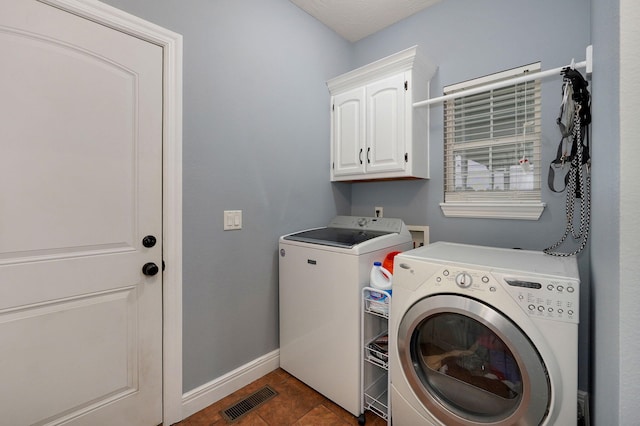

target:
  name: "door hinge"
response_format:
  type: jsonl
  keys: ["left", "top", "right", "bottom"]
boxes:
{"left": 404, "top": 81, "right": 408, "bottom": 91}
{"left": 405, "top": 153, "right": 408, "bottom": 162}
{"left": 332, "top": 162, "right": 334, "bottom": 170}
{"left": 332, "top": 104, "right": 334, "bottom": 111}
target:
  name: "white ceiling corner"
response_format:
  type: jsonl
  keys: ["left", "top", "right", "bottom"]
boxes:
{"left": 290, "top": 0, "right": 441, "bottom": 42}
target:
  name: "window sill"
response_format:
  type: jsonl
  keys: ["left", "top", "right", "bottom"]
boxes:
{"left": 440, "top": 202, "right": 546, "bottom": 220}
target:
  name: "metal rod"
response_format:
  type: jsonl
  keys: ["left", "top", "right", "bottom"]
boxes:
{"left": 413, "top": 59, "right": 589, "bottom": 108}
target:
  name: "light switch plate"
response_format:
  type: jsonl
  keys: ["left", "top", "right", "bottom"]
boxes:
{"left": 224, "top": 210, "right": 242, "bottom": 230}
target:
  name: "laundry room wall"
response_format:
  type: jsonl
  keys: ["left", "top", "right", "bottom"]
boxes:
{"left": 90, "top": 0, "right": 618, "bottom": 413}
{"left": 98, "top": 0, "right": 353, "bottom": 393}
{"left": 589, "top": 0, "right": 640, "bottom": 424}
{"left": 589, "top": 0, "right": 621, "bottom": 421}
{"left": 346, "top": 0, "right": 592, "bottom": 390}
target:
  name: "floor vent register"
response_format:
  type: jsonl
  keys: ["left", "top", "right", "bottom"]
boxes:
{"left": 220, "top": 385, "right": 278, "bottom": 423}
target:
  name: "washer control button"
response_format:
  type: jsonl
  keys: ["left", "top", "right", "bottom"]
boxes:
{"left": 482, "top": 276, "right": 489, "bottom": 283}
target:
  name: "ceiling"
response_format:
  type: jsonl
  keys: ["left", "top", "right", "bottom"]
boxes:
{"left": 290, "top": 0, "right": 441, "bottom": 42}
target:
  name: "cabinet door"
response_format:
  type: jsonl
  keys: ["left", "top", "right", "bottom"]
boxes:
{"left": 366, "top": 73, "right": 406, "bottom": 174}
{"left": 332, "top": 87, "right": 366, "bottom": 178}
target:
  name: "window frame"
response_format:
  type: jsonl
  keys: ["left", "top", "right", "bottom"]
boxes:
{"left": 440, "top": 63, "right": 546, "bottom": 220}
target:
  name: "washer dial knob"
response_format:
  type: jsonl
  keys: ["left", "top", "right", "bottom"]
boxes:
{"left": 455, "top": 272, "right": 473, "bottom": 288}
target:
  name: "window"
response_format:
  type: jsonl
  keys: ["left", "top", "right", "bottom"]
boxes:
{"left": 440, "top": 64, "right": 546, "bottom": 220}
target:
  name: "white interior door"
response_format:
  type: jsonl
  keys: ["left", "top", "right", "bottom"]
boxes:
{"left": 0, "top": 1, "right": 163, "bottom": 424}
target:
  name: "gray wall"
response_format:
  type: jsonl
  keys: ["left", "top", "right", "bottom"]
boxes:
{"left": 99, "top": 2, "right": 630, "bottom": 417}
{"left": 589, "top": 0, "right": 640, "bottom": 424}
{"left": 99, "top": 0, "right": 353, "bottom": 392}
{"left": 348, "top": 0, "right": 592, "bottom": 390}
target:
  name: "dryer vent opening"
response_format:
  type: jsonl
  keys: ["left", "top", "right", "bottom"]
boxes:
{"left": 220, "top": 385, "right": 278, "bottom": 423}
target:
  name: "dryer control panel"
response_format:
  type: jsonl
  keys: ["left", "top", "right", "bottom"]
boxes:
{"left": 427, "top": 266, "right": 579, "bottom": 324}
{"left": 501, "top": 275, "right": 579, "bottom": 323}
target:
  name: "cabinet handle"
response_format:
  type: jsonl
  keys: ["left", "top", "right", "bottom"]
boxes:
{"left": 359, "top": 148, "right": 363, "bottom": 164}
{"left": 367, "top": 147, "right": 371, "bottom": 164}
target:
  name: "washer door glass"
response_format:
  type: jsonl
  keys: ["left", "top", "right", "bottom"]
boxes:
{"left": 397, "top": 294, "right": 550, "bottom": 425}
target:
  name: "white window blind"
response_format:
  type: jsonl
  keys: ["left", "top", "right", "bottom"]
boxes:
{"left": 443, "top": 64, "right": 543, "bottom": 214}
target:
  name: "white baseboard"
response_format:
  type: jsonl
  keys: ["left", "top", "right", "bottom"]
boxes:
{"left": 181, "top": 349, "right": 280, "bottom": 420}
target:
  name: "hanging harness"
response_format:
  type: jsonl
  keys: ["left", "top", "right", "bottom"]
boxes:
{"left": 544, "top": 68, "right": 591, "bottom": 257}
{"left": 547, "top": 69, "right": 591, "bottom": 194}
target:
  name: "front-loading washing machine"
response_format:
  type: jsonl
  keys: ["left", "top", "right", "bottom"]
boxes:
{"left": 389, "top": 242, "right": 579, "bottom": 425}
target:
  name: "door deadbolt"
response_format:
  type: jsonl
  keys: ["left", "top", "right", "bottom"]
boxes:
{"left": 142, "top": 235, "right": 157, "bottom": 248}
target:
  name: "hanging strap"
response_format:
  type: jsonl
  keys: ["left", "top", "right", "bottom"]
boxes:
{"left": 547, "top": 68, "right": 591, "bottom": 194}
{"left": 544, "top": 67, "right": 592, "bottom": 257}
{"left": 548, "top": 119, "right": 590, "bottom": 193}
{"left": 544, "top": 109, "right": 591, "bottom": 256}
{"left": 547, "top": 136, "right": 572, "bottom": 193}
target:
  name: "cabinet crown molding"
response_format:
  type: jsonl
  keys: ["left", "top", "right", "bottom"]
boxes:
{"left": 327, "top": 45, "right": 436, "bottom": 94}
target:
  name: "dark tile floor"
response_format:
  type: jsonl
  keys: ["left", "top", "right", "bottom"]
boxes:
{"left": 175, "top": 368, "right": 387, "bottom": 426}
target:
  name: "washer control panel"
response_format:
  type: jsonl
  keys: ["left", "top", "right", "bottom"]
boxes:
{"left": 429, "top": 266, "right": 579, "bottom": 324}
{"left": 328, "top": 215, "right": 405, "bottom": 233}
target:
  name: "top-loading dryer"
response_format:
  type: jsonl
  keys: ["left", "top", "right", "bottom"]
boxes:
{"left": 389, "top": 242, "right": 580, "bottom": 426}
{"left": 279, "top": 216, "right": 413, "bottom": 417}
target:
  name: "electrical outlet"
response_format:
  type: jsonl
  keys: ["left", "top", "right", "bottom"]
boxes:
{"left": 578, "top": 390, "right": 590, "bottom": 426}
{"left": 374, "top": 206, "right": 383, "bottom": 218}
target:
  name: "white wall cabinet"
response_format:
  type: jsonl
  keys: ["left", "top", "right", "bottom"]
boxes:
{"left": 328, "top": 46, "right": 436, "bottom": 182}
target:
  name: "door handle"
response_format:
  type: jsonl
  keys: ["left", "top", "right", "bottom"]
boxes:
{"left": 142, "top": 262, "right": 159, "bottom": 276}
